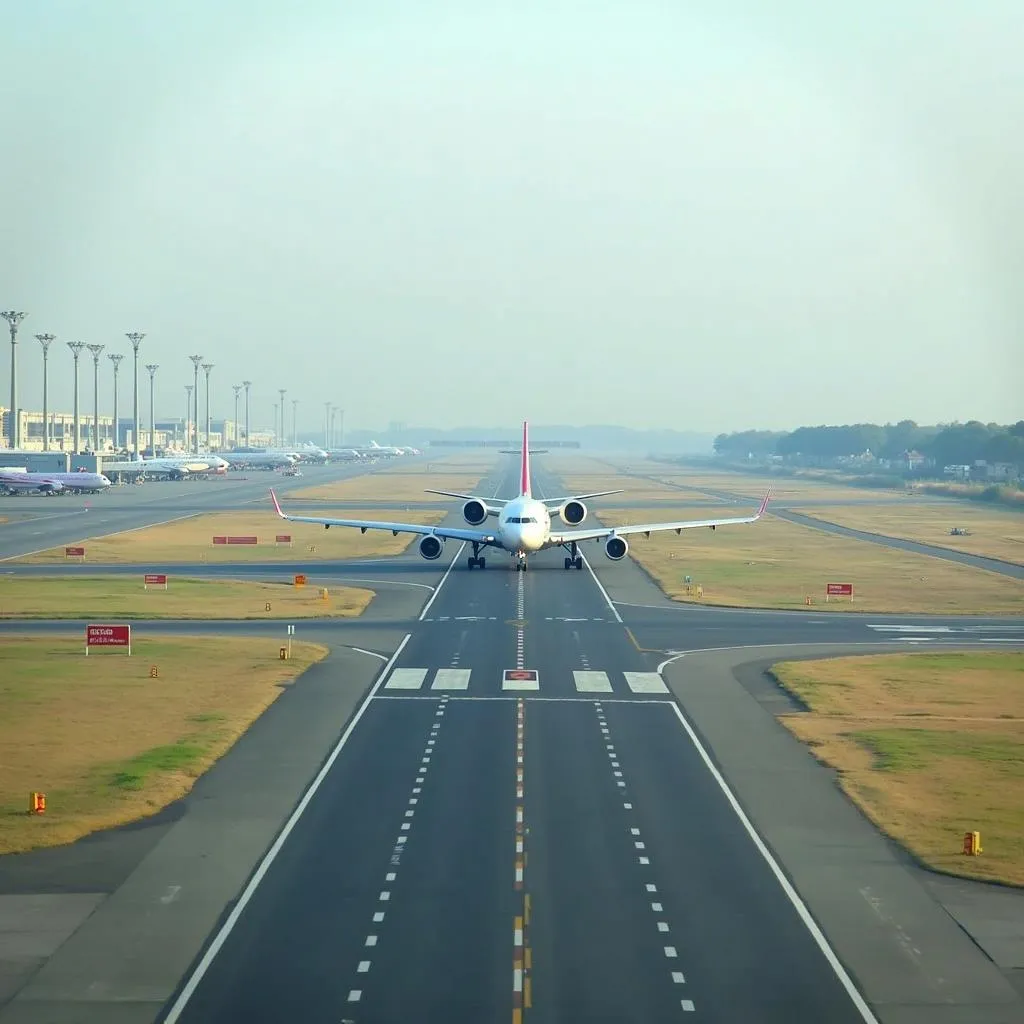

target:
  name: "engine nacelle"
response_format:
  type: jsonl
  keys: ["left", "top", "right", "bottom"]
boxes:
{"left": 39, "top": 481, "right": 64, "bottom": 493}
{"left": 462, "top": 499, "right": 487, "bottom": 525}
{"left": 559, "top": 499, "right": 587, "bottom": 525}
{"left": 604, "top": 535, "right": 628, "bottom": 561}
{"left": 418, "top": 535, "right": 444, "bottom": 560}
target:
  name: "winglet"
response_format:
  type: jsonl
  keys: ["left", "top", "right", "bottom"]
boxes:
{"left": 270, "top": 489, "right": 284, "bottom": 518}
{"left": 757, "top": 488, "right": 772, "bottom": 517}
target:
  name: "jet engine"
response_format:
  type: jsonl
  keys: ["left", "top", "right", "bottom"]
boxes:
{"left": 558, "top": 499, "right": 587, "bottom": 525}
{"left": 462, "top": 499, "right": 487, "bottom": 525}
{"left": 604, "top": 536, "right": 628, "bottom": 561}
{"left": 418, "top": 535, "right": 444, "bottom": 560}
{"left": 38, "top": 481, "right": 64, "bottom": 493}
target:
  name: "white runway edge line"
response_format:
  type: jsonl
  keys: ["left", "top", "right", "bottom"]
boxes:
{"left": 581, "top": 550, "right": 623, "bottom": 624}
{"left": 668, "top": 702, "right": 879, "bottom": 1024}
{"left": 162, "top": 632, "right": 412, "bottom": 1024}
{"left": 418, "top": 541, "right": 466, "bottom": 621}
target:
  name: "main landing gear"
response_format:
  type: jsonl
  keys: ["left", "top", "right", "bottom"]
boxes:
{"left": 468, "top": 542, "right": 486, "bottom": 570}
{"left": 562, "top": 540, "right": 583, "bottom": 571}
{"left": 514, "top": 553, "right": 528, "bottom": 572}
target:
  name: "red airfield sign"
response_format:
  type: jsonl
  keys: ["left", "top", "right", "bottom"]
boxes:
{"left": 86, "top": 624, "right": 131, "bottom": 655}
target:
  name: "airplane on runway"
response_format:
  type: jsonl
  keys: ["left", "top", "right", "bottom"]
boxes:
{"left": 0, "top": 470, "right": 111, "bottom": 495}
{"left": 270, "top": 422, "right": 771, "bottom": 571}
{"left": 103, "top": 456, "right": 228, "bottom": 480}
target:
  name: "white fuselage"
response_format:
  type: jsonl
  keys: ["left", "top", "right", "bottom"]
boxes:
{"left": 496, "top": 495, "right": 551, "bottom": 554}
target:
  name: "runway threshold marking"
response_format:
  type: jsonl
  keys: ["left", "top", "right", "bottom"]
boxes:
{"left": 384, "top": 668, "right": 428, "bottom": 690}
{"left": 161, "top": 633, "right": 412, "bottom": 1024}
{"left": 623, "top": 672, "right": 669, "bottom": 694}
{"left": 573, "top": 670, "right": 613, "bottom": 692}
{"left": 431, "top": 669, "right": 471, "bottom": 690}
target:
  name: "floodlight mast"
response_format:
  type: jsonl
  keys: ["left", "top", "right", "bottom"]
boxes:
{"left": 145, "top": 364, "right": 159, "bottom": 456}
{"left": 126, "top": 332, "right": 146, "bottom": 460}
{"left": 232, "top": 384, "right": 242, "bottom": 447}
{"left": 1, "top": 311, "right": 27, "bottom": 448}
{"left": 184, "top": 384, "right": 194, "bottom": 449}
{"left": 35, "top": 334, "right": 56, "bottom": 450}
{"left": 202, "top": 362, "right": 214, "bottom": 451}
{"left": 66, "top": 341, "right": 86, "bottom": 452}
{"left": 188, "top": 355, "right": 203, "bottom": 454}
{"left": 242, "top": 380, "right": 252, "bottom": 445}
{"left": 86, "top": 344, "right": 105, "bottom": 452}
{"left": 108, "top": 353, "right": 124, "bottom": 450}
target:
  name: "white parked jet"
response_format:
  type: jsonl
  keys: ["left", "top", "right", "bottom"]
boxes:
{"left": 271, "top": 422, "right": 770, "bottom": 571}
{"left": 0, "top": 470, "right": 111, "bottom": 495}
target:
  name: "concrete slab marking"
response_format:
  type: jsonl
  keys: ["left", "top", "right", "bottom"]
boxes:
{"left": 573, "top": 671, "right": 613, "bottom": 692}
{"left": 624, "top": 672, "right": 669, "bottom": 694}
{"left": 384, "top": 668, "right": 428, "bottom": 690}
{"left": 431, "top": 669, "right": 471, "bottom": 691}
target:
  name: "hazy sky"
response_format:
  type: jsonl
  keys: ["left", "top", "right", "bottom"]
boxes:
{"left": 2, "top": 2, "right": 1021, "bottom": 434}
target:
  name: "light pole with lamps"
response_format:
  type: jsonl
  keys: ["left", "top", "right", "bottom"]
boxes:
{"left": 86, "top": 344, "right": 105, "bottom": 452}
{"left": 67, "top": 341, "right": 86, "bottom": 452}
{"left": 232, "top": 385, "right": 242, "bottom": 447}
{"left": 107, "top": 353, "right": 124, "bottom": 451}
{"left": 202, "top": 362, "right": 214, "bottom": 450}
{"left": 277, "top": 388, "right": 286, "bottom": 445}
{"left": 126, "top": 332, "right": 145, "bottom": 460}
{"left": 292, "top": 398, "right": 298, "bottom": 447}
{"left": 184, "top": 384, "right": 194, "bottom": 451}
{"left": 34, "top": 334, "right": 55, "bottom": 451}
{"left": 188, "top": 355, "right": 203, "bottom": 454}
{"left": 242, "top": 380, "right": 252, "bottom": 445}
{"left": 145, "top": 364, "right": 159, "bottom": 456}
{"left": 1, "top": 311, "right": 27, "bottom": 448}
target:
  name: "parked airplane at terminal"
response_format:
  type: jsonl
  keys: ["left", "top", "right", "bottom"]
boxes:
{"left": 0, "top": 470, "right": 111, "bottom": 495}
{"left": 271, "top": 422, "right": 770, "bottom": 570}
{"left": 104, "top": 456, "right": 228, "bottom": 479}
{"left": 222, "top": 451, "right": 296, "bottom": 469}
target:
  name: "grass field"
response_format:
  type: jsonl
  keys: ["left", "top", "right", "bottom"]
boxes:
{"left": 773, "top": 652, "right": 1024, "bottom": 885}
{"left": 600, "top": 507, "right": 1024, "bottom": 615}
{"left": 552, "top": 472, "right": 721, "bottom": 504}
{"left": 292, "top": 472, "right": 484, "bottom": 502}
{"left": 14, "top": 509, "right": 445, "bottom": 564}
{"left": 0, "top": 635, "right": 330, "bottom": 853}
{"left": 0, "top": 576, "right": 373, "bottom": 619}
{"left": 800, "top": 503, "right": 1024, "bottom": 565}
{"left": 643, "top": 468, "right": 909, "bottom": 504}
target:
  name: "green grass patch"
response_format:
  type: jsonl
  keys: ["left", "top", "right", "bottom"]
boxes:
{"left": 852, "top": 728, "right": 1024, "bottom": 773}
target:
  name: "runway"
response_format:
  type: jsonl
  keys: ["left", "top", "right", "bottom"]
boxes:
{"left": 0, "top": 458, "right": 1021, "bottom": 1024}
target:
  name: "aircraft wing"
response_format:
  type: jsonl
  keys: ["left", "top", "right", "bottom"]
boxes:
{"left": 550, "top": 491, "right": 771, "bottom": 544}
{"left": 270, "top": 491, "right": 497, "bottom": 543}
{"left": 424, "top": 489, "right": 506, "bottom": 505}
{"left": 543, "top": 489, "right": 624, "bottom": 508}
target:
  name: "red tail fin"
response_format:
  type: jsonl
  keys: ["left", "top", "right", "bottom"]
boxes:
{"left": 520, "top": 421, "right": 531, "bottom": 497}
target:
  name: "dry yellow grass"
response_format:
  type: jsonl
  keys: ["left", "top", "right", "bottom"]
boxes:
{"left": 773, "top": 652, "right": 1024, "bottom": 885}
{"left": 293, "top": 473, "right": 484, "bottom": 502}
{"left": 0, "top": 634, "right": 330, "bottom": 853}
{"left": 552, "top": 473, "right": 720, "bottom": 503}
{"left": 601, "top": 507, "right": 1024, "bottom": 615}
{"left": 13, "top": 509, "right": 445, "bottom": 564}
{"left": 0, "top": 575, "right": 373, "bottom": 619}
{"left": 800, "top": 503, "right": 1024, "bottom": 566}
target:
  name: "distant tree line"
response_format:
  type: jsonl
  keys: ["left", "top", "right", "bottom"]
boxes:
{"left": 713, "top": 420, "right": 1024, "bottom": 469}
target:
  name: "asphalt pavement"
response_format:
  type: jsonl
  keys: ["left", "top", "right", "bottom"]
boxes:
{"left": 0, "top": 457, "right": 1021, "bottom": 1023}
